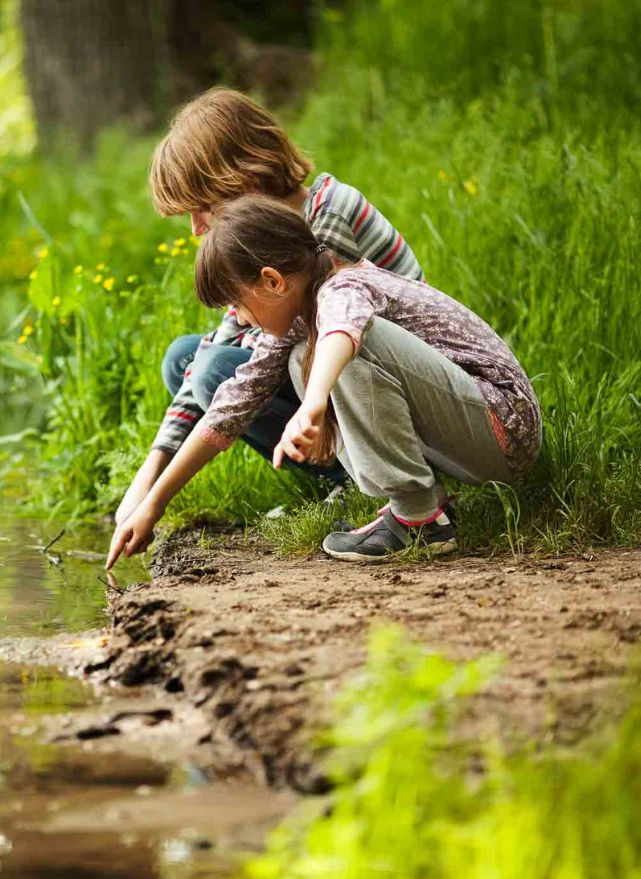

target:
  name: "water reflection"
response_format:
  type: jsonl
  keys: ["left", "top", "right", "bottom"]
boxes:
{"left": 0, "top": 663, "right": 252, "bottom": 878}
{"left": 0, "top": 515, "right": 147, "bottom": 637}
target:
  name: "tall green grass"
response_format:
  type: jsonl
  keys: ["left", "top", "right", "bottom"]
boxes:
{"left": 0, "top": 132, "right": 308, "bottom": 519}
{"left": 4, "top": 0, "right": 641, "bottom": 551}
{"left": 268, "top": 0, "right": 641, "bottom": 552}
{"left": 247, "top": 625, "right": 641, "bottom": 879}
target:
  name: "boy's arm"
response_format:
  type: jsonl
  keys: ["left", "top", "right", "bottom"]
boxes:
{"left": 151, "top": 371, "right": 205, "bottom": 458}
{"left": 114, "top": 448, "right": 171, "bottom": 525}
{"left": 107, "top": 332, "right": 296, "bottom": 568}
{"left": 117, "top": 331, "right": 220, "bottom": 523}
{"left": 106, "top": 428, "right": 220, "bottom": 569}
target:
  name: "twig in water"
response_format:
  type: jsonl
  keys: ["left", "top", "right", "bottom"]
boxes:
{"left": 97, "top": 574, "right": 125, "bottom": 594}
{"left": 42, "top": 529, "right": 65, "bottom": 554}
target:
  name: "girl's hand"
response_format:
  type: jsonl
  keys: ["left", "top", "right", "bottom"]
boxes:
{"left": 106, "top": 498, "right": 164, "bottom": 570}
{"left": 273, "top": 398, "right": 327, "bottom": 468}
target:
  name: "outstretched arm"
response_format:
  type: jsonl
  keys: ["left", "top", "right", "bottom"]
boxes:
{"left": 114, "top": 448, "right": 172, "bottom": 525}
{"left": 106, "top": 429, "right": 220, "bottom": 569}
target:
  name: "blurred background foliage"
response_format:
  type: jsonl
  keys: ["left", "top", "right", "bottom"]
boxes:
{"left": 0, "top": 0, "right": 640, "bottom": 552}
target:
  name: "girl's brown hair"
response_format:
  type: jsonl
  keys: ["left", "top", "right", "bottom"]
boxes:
{"left": 150, "top": 87, "right": 313, "bottom": 216}
{"left": 195, "top": 194, "right": 338, "bottom": 463}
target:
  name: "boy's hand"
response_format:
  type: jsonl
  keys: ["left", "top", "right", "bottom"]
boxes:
{"left": 106, "top": 498, "right": 164, "bottom": 570}
{"left": 273, "top": 398, "right": 327, "bottom": 468}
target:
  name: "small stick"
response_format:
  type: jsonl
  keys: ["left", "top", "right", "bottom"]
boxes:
{"left": 42, "top": 529, "right": 65, "bottom": 554}
{"left": 97, "top": 574, "right": 125, "bottom": 593}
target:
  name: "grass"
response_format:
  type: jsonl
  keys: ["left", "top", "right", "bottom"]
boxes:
{"left": 2, "top": 0, "right": 641, "bottom": 556}
{"left": 246, "top": 625, "right": 641, "bottom": 879}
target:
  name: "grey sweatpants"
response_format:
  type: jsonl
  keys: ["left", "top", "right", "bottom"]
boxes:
{"left": 288, "top": 317, "right": 514, "bottom": 521}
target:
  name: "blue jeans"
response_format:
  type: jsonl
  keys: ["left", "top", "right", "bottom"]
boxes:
{"left": 162, "top": 334, "right": 345, "bottom": 484}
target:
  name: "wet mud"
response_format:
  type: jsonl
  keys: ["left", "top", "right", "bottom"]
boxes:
{"left": 8, "top": 529, "right": 641, "bottom": 794}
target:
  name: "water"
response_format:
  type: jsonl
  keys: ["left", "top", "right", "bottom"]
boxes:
{"left": 0, "top": 513, "right": 283, "bottom": 878}
{"left": 0, "top": 514, "right": 144, "bottom": 637}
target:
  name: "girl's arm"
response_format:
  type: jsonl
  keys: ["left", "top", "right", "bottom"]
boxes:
{"left": 273, "top": 331, "right": 354, "bottom": 467}
{"left": 106, "top": 429, "right": 219, "bottom": 569}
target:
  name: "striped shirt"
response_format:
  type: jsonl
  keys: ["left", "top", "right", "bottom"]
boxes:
{"left": 152, "top": 173, "right": 424, "bottom": 455}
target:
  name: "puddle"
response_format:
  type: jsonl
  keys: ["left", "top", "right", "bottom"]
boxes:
{"left": 0, "top": 514, "right": 146, "bottom": 637}
{"left": 0, "top": 515, "right": 289, "bottom": 877}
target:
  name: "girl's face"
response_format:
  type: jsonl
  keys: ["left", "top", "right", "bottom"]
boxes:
{"left": 237, "top": 267, "right": 307, "bottom": 338}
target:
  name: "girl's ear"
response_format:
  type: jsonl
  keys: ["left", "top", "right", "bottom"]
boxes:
{"left": 260, "top": 266, "right": 286, "bottom": 293}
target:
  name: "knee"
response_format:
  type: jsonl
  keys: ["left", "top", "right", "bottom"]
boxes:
{"left": 191, "top": 346, "right": 245, "bottom": 412}
{"left": 287, "top": 342, "right": 307, "bottom": 398}
{"left": 161, "top": 335, "right": 198, "bottom": 395}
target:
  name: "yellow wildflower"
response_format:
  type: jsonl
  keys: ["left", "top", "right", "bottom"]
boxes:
{"left": 189, "top": 235, "right": 201, "bottom": 247}
{"left": 59, "top": 318, "right": 68, "bottom": 326}
{"left": 103, "top": 277, "right": 115, "bottom": 291}
{"left": 437, "top": 169, "right": 448, "bottom": 182}
{"left": 173, "top": 237, "right": 186, "bottom": 247}
{"left": 29, "top": 269, "right": 38, "bottom": 280}
{"left": 73, "top": 265, "right": 84, "bottom": 275}
{"left": 180, "top": 248, "right": 189, "bottom": 255}
{"left": 170, "top": 247, "right": 181, "bottom": 257}
{"left": 93, "top": 274, "right": 103, "bottom": 284}
{"left": 23, "top": 325, "right": 34, "bottom": 337}
{"left": 95, "top": 262, "right": 107, "bottom": 271}
{"left": 126, "top": 274, "right": 138, "bottom": 284}
{"left": 463, "top": 178, "right": 478, "bottom": 196}
{"left": 157, "top": 243, "right": 169, "bottom": 253}
{"left": 18, "top": 335, "right": 27, "bottom": 345}
{"left": 37, "top": 246, "right": 49, "bottom": 259}
{"left": 52, "top": 296, "right": 61, "bottom": 307}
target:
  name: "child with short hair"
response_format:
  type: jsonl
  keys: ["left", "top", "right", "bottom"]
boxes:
{"left": 116, "top": 87, "right": 426, "bottom": 525}
{"left": 107, "top": 195, "right": 541, "bottom": 568}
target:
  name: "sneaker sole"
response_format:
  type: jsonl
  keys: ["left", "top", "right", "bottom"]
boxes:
{"left": 322, "top": 537, "right": 458, "bottom": 563}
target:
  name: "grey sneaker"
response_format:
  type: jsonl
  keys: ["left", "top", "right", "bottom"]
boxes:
{"left": 322, "top": 507, "right": 457, "bottom": 563}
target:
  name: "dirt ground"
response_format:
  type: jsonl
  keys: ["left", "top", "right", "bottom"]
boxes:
{"left": 5, "top": 529, "right": 641, "bottom": 791}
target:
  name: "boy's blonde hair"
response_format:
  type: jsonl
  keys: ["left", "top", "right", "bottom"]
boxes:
{"left": 150, "top": 87, "right": 313, "bottom": 216}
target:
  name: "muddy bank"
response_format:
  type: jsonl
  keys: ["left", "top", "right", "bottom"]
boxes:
{"left": 7, "top": 530, "right": 641, "bottom": 790}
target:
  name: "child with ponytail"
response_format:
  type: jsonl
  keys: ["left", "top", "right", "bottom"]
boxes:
{"left": 107, "top": 195, "right": 541, "bottom": 567}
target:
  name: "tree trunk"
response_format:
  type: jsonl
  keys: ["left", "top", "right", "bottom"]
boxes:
{"left": 20, "top": 0, "right": 172, "bottom": 150}
{"left": 20, "top": 0, "right": 318, "bottom": 150}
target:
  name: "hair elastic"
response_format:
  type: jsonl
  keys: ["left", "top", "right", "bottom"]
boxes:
{"left": 314, "top": 243, "right": 327, "bottom": 255}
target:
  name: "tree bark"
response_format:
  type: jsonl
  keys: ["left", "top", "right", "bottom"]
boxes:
{"left": 20, "top": 0, "right": 172, "bottom": 150}
{"left": 20, "top": 0, "right": 317, "bottom": 150}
